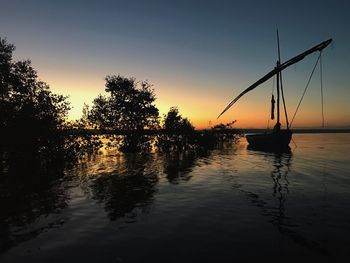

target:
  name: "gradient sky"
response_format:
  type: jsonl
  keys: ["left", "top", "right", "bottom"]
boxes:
{"left": 1, "top": 0, "right": 349, "bottom": 128}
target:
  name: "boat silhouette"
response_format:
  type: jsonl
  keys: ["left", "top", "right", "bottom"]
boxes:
{"left": 218, "top": 33, "right": 332, "bottom": 149}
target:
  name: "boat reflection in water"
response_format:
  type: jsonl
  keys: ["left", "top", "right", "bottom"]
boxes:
{"left": 244, "top": 145, "right": 329, "bottom": 256}
{"left": 247, "top": 145, "right": 292, "bottom": 227}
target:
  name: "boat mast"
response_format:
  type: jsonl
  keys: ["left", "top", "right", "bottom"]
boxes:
{"left": 276, "top": 31, "right": 281, "bottom": 131}
{"left": 276, "top": 61, "right": 280, "bottom": 130}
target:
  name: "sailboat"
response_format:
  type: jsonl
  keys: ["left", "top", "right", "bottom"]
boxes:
{"left": 218, "top": 35, "right": 332, "bottom": 149}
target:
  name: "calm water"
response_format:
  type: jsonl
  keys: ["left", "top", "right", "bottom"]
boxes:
{"left": 1, "top": 134, "right": 350, "bottom": 262}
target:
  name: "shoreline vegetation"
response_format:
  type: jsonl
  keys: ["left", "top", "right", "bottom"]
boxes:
{"left": 0, "top": 36, "right": 240, "bottom": 168}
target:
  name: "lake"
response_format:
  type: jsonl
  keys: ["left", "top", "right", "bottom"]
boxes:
{"left": 1, "top": 133, "right": 350, "bottom": 262}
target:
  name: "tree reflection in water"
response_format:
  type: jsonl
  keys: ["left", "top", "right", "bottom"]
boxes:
{"left": 88, "top": 148, "right": 213, "bottom": 221}
{"left": 0, "top": 141, "right": 215, "bottom": 252}
{"left": 161, "top": 149, "right": 212, "bottom": 184}
{"left": 89, "top": 153, "right": 159, "bottom": 221}
{"left": 0, "top": 151, "right": 70, "bottom": 252}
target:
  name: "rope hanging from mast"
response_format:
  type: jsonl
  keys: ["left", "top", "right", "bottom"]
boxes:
{"left": 320, "top": 51, "right": 325, "bottom": 128}
{"left": 289, "top": 52, "right": 322, "bottom": 128}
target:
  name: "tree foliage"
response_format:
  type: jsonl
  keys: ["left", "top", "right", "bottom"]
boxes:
{"left": 0, "top": 37, "right": 70, "bottom": 153}
{"left": 157, "top": 107, "right": 195, "bottom": 152}
{"left": 89, "top": 75, "right": 159, "bottom": 131}
{"left": 89, "top": 75, "right": 160, "bottom": 151}
{"left": 163, "top": 107, "right": 194, "bottom": 133}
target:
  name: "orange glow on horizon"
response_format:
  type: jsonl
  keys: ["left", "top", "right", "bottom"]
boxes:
{"left": 38, "top": 69, "right": 349, "bottom": 129}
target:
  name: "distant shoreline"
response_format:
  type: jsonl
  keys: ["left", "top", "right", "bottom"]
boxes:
{"left": 62, "top": 128, "right": 350, "bottom": 136}
{"left": 239, "top": 128, "right": 350, "bottom": 134}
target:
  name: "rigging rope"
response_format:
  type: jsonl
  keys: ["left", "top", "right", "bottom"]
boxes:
{"left": 280, "top": 71, "right": 289, "bottom": 128}
{"left": 290, "top": 52, "right": 322, "bottom": 128}
{"left": 320, "top": 51, "right": 325, "bottom": 128}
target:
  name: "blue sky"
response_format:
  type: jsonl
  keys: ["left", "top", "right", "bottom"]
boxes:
{"left": 1, "top": 0, "right": 349, "bottom": 128}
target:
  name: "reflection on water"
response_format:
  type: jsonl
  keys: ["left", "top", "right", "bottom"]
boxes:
{"left": 0, "top": 153, "right": 70, "bottom": 252}
{"left": 269, "top": 149, "right": 292, "bottom": 228}
{"left": 89, "top": 154, "right": 159, "bottom": 221}
{"left": 162, "top": 149, "right": 211, "bottom": 184}
{"left": 242, "top": 147, "right": 329, "bottom": 255}
{"left": 246, "top": 146, "right": 292, "bottom": 226}
{"left": 1, "top": 134, "right": 350, "bottom": 262}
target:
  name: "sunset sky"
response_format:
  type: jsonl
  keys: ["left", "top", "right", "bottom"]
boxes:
{"left": 1, "top": 0, "right": 349, "bottom": 128}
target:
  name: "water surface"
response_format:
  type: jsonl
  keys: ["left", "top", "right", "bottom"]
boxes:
{"left": 1, "top": 134, "right": 350, "bottom": 262}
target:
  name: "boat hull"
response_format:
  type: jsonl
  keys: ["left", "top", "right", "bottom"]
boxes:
{"left": 246, "top": 130, "right": 292, "bottom": 149}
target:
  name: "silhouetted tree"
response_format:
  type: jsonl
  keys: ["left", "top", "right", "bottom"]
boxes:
{"left": 63, "top": 103, "right": 103, "bottom": 156}
{"left": 0, "top": 37, "right": 70, "bottom": 153}
{"left": 89, "top": 75, "right": 159, "bottom": 151}
{"left": 87, "top": 94, "right": 114, "bottom": 130}
{"left": 157, "top": 107, "right": 195, "bottom": 151}
{"left": 163, "top": 106, "right": 194, "bottom": 133}
{"left": 212, "top": 120, "right": 237, "bottom": 131}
